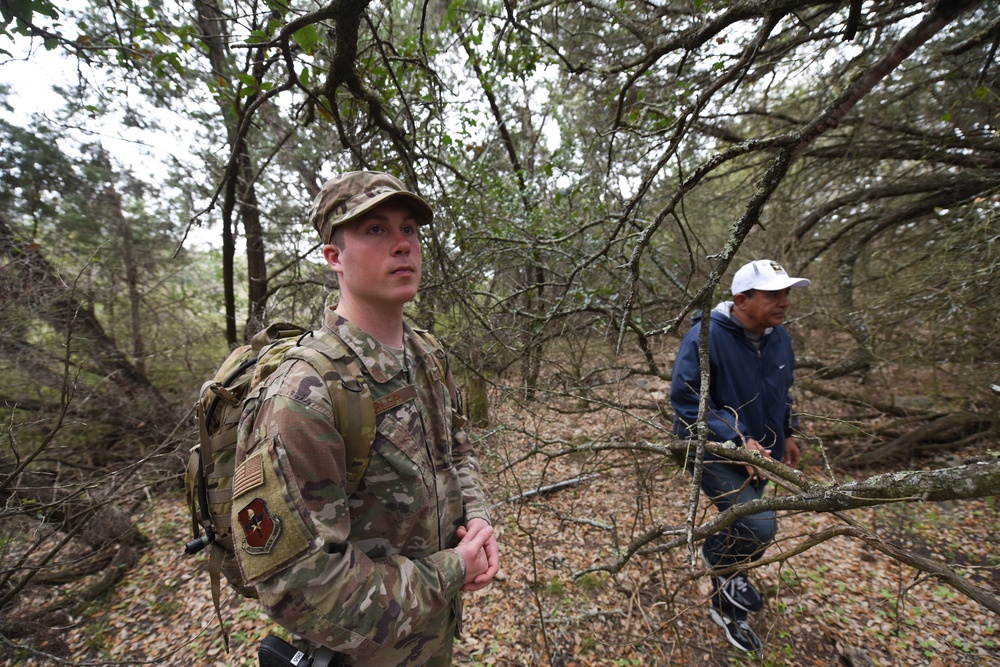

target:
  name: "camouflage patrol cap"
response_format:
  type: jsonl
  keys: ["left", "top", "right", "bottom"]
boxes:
{"left": 309, "top": 171, "right": 434, "bottom": 244}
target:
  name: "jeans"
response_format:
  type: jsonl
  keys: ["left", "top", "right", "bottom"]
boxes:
{"left": 692, "top": 460, "right": 776, "bottom": 568}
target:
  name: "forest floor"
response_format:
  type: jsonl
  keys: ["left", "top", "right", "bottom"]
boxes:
{"left": 14, "top": 388, "right": 1000, "bottom": 667}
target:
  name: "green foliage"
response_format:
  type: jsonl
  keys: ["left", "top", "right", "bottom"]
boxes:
{"left": 292, "top": 24, "right": 319, "bottom": 55}
{"left": 0, "top": 0, "right": 60, "bottom": 53}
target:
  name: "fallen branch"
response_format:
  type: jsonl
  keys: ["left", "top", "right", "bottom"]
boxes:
{"left": 577, "top": 457, "right": 1000, "bottom": 614}
{"left": 491, "top": 474, "right": 601, "bottom": 510}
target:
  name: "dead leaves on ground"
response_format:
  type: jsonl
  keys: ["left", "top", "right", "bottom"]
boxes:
{"left": 19, "top": 455, "right": 999, "bottom": 666}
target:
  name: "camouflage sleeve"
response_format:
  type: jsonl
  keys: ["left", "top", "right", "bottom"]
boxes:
{"left": 448, "top": 406, "right": 491, "bottom": 525}
{"left": 232, "top": 360, "right": 467, "bottom": 654}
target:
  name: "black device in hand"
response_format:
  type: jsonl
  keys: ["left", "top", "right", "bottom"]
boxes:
{"left": 258, "top": 635, "right": 344, "bottom": 667}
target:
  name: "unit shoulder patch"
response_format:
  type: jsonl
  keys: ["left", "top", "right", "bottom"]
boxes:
{"left": 237, "top": 498, "right": 283, "bottom": 554}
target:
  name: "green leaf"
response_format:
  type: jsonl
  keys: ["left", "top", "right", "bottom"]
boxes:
{"left": 247, "top": 30, "right": 269, "bottom": 45}
{"left": 236, "top": 72, "right": 259, "bottom": 95}
{"left": 263, "top": 0, "right": 289, "bottom": 15}
{"left": 2, "top": 0, "right": 31, "bottom": 23}
{"left": 34, "top": 0, "right": 59, "bottom": 19}
{"left": 292, "top": 24, "right": 319, "bottom": 55}
{"left": 444, "top": 0, "right": 466, "bottom": 25}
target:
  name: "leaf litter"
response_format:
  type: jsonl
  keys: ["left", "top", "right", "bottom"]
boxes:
{"left": 18, "top": 392, "right": 999, "bottom": 667}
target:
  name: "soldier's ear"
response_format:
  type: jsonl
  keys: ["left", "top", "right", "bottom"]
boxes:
{"left": 323, "top": 244, "right": 342, "bottom": 273}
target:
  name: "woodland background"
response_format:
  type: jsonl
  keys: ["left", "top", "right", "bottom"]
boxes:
{"left": 0, "top": 0, "right": 998, "bottom": 665}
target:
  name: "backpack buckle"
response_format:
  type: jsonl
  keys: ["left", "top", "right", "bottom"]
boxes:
{"left": 209, "top": 382, "right": 240, "bottom": 405}
{"left": 342, "top": 376, "right": 365, "bottom": 393}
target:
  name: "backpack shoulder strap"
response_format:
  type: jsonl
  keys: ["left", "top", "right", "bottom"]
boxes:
{"left": 411, "top": 327, "right": 462, "bottom": 414}
{"left": 262, "top": 327, "right": 447, "bottom": 495}
{"left": 283, "top": 331, "right": 377, "bottom": 495}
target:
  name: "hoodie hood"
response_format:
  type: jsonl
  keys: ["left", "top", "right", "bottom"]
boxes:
{"left": 712, "top": 300, "right": 774, "bottom": 335}
{"left": 713, "top": 300, "right": 733, "bottom": 317}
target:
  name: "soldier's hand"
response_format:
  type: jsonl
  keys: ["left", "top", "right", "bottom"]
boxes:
{"left": 454, "top": 521, "right": 493, "bottom": 586}
{"left": 456, "top": 519, "right": 499, "bottom": 591}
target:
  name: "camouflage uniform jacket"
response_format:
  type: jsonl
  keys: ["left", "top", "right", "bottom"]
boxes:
{"left": 230, "top": 308, "right": 491, "bottom": 665}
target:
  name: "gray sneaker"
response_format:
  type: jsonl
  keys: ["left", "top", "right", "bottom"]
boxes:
{"left": 702, "top": 550, "right": 764, "bottom": 612}
{"left": 709, "top": 607, "right": 763, "bottom": 653}
{"left": 718, "top": 571, "right": 764, "bottom": 612}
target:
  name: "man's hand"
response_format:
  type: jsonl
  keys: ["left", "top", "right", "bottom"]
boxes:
{"left": 783, "top": 436, "right": 801, "bottom": 469}
{"left": 743, "top": 438, "right": 772, "bottom": 480}
{"left": 455, "top": 518, "right": 500, "bottom": 591}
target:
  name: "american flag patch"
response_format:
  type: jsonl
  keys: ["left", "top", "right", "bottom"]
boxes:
{"left": 233, "top": 453, "right": 264, "bottom": 498}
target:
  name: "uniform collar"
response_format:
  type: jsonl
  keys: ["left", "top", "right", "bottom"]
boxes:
{"left": 323, "top": 305, "right": 414, "bottom": 383}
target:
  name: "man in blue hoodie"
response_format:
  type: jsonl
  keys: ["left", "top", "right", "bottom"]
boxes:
{"left": 670, "top": 259, "right": 810, "bottom": 653}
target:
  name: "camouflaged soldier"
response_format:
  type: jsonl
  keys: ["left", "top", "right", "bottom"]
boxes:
{"left": 230, "top": 171, "right": 500, "bottom": 666}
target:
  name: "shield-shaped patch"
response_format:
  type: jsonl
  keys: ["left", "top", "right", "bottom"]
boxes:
{"left": 237, "top": 498, "right": 283, "bottom": 555}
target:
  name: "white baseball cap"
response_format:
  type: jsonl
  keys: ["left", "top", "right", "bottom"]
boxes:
{"left": 731, "top": 259, "right": 811, "bottom": 294}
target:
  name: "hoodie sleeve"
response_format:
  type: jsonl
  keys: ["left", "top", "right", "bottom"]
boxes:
{"left": 784, "top": 346, "right": 798, "bottom": 439}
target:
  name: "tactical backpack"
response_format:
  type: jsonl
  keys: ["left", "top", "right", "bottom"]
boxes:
{"left": 184, "top": 321, "right": 455, "bottom": 649}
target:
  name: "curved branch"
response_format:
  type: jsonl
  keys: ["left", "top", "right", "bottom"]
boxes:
{"left": 583, "top": 455, "right": 1000, "bottom": 613}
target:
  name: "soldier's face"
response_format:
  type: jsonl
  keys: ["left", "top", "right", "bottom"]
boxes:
{"left": 323, "top": 201, "right": 422, "bottom": 308}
